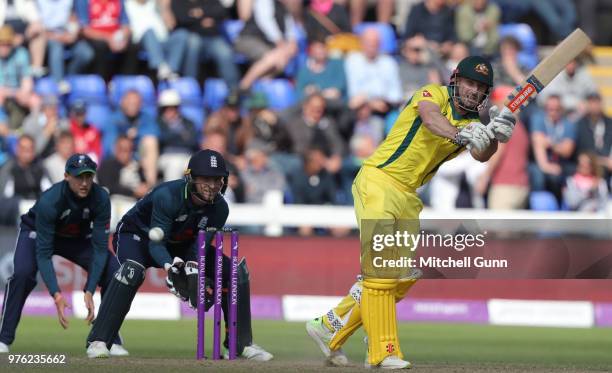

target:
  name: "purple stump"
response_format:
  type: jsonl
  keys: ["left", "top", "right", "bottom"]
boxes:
{"left": 196, "top": 230, "right": 206, "bottom": 360}
{"left": 213, "top": 231, "right": 223, "bottom": 360}
{"left": 229, "top": 230, "right": 239, "bottom": 359}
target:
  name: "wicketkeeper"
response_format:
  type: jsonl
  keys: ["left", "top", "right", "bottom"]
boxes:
{"left": 86, "top": 149, "right": 272, "bottom": 361}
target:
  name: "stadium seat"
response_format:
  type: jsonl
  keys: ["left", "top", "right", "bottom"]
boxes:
{"left": 67, "top": 75, "right": 107, "bottom": 105}
{"left": 353, "top": 22, "right": 397, "bottom": 54}
{"left": 498, "top": 23, "right": 538, "bottom": 70}
{"left": 222, "top": 20, "right": 248, "bottom": 64}
{"left": 158, "top": 77, "right": 202, "bottom": 106}
{"left": 529, "top": 191, "right": 559, "bottom": 211}
{"left": 109, "top": 75, "right": 157, "bottom": 111}
{"left": 35, "top": 77, "right": 59, "bottom": 96}
{"left": 203, "top": 78, "right": 229, "bottom": 112}
{"left": 85, "top": 103, "right": 112, "bottom": 131}
{"left": 252, "top": 79, "right": 296, "bottom": 111}
{"left": 181, "top": 106, "right": 206, "bottom": 130}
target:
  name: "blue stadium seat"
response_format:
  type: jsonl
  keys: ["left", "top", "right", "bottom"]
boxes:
{"left": 203, "top": 78, "right": 229, "bottom": 112}
{"left": 222, "top": 20, "right": 248, "bottom": 64}
{"left": 109, "top": 75, "right": 157, "bottom": 110}
{"left": 252, "top": 79, "right": 296, "bottom": 111}
{"left": 181, "top": 106, "right": 206, "bottom": 130}
{"left": 85, "top": 103, "right": 112, "bottom": 131}
{"left": 498, "top": 23, "right": 538, "bottom": 70}
{"left": 159, "top": 77, "right": 202, "bottom": 106}
{"left": 67, "top": 75, "right": 107, "bottom": 105}
{"left": 529, "top": 191, "right": 559, "bottom": 211}
{"left": 353, "top": 22, "right": 397, "bottom": 54}
{"left": 35, "top": 77, "right": 59, "bottom": 96}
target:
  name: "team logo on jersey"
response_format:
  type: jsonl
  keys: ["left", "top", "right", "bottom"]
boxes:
{"left": 82, "top": 208, "right": 90, "bottom": 219}
{"left": 422, "top": 90, "right": 432, "bottom": 97}
{"left": 475, "top": 63, "right": 489, "bottom": 75}
{"left": 198, "top": 216, "right": 208, "bottom": 229}
{"left": 175, "top": 214, "right": 188, "bottom": 222}
{"left": 210, "top": 156, "right": 217, "bottom": 168}
{"left": 60, "top": 209, "right": 71, "bottom": 220}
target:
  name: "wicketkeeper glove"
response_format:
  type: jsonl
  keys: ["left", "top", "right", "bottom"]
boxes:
{"left": 184, "top": 260, "right": 214, "bottom": 311}
{"left": 165, "top": 257, "right": 189, "bottom": 301}
{"left": 489, "top": 105, "right": 516, "bottom": 143}
{"left": 454, "top": 122, "right": 495, "bottom": 152}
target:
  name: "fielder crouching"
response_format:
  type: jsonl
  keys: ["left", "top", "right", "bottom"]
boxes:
{"left": 0, "top": 154, "right": 127, "bottom": 355}
{"left": 86, "top": 149, "right": 273, "bottom": 361}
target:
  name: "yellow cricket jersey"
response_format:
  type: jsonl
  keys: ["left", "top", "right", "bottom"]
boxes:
{"left": 363, "top": 84, "right": 481, "bottom": 190}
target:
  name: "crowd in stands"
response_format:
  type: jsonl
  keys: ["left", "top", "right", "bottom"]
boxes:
{"left": 0, "top": 0, "right": 611, "bottom": 233}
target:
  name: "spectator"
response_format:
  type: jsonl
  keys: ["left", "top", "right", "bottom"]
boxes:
{"left": 280, "top": 93, "right": 345, "bottom": 174}
{"left": 492, "top": 36, "right": 527, "bottom": 87}
{"left": 476, "top": 86, "right": 530, "bottom": 210}
{"left": 98, "top": 135, "right": 148, "bottom": 199}
{"left": 495, "top": 0, "right": 575, "bottom": 43}
{"left": 538, "top": 57, "right": 597, "bottom": 121}
{"left": 350, "top": 101, "right": 384, "bottom": 147}
{"left": 429, "top": 151, "right": 488, "bottom": 210}
{"left": 296, "top": 38, "right": 347, "bottom": 105}
{"left": 235, "top": 0, "right": 298, "bottom": 91}
{"left": 0, "top": 25, "right": 33, "bottom": 131}
{"left": 340, "top": 133, "right": 376, "bottom": 204}
{"left": 73, "top": 0, "right": 135, "bottom": 80}
{"left": 1, "top": 0, "right": 45, "bottom": 77}
{"left": 43, "top": 130, "right": 75, "bottom": 183}
{"left": 399, "top": 35, "right": 442, "bottom": 100}
{"left": 403, "top": 0, "right": 455, "bottom": 55}
{"left": 125, "top": 0, "right": 181, "bottom": 81}
{"left": 240, "top": 139, "right": 285, "bottom": 203}
{"left": 105, "top": 90, "right": 159, "bottom": 186}
{"left": 336, "top": 0, "right": 394, "bottom": 27}
{"left": 237, "top": 92, "right": 288, "bottom": 153}
{"left": 36, "top": 0, "right": 80, "bottom": 88}
{"left": 68, "top": 100, "right": 102, "bottom": 163}
{"left": 455, "top": 0, "right": 500, "bottom": 57}
{"left": 204, "top": 91, "right": 243, "bottom": 156}
{"left": 157, "top": 89, "right": 199, "bottom": 181}
{"left": 168, "top": 0, "right": 239, "bottom": 86}
{"left": 288, "top": 147, "right": 337, "bottom": 236}
{"left": 563, "top": 153, "right": 608, "bottom": 212}
{"left": 201, "top": 130, "right": 245, "bottom": 203}
{"left": 22, "top": 95, "right": 68, "bottom": 158}
{"left": 575, "top": 92, "right": 612, "bottom": 178}
{"left": 530, "top": 95, "right": 576, "bottom": 200}
{"left": 0, "top": 134, "right": 51, "bottom": 200}
{"left": 442, "top": 41, "right": 469, "bottom": 82}
{"left": 345, "top": 27, "right": 402, "bottom": 113}
{"left": 303, "top": 0, "right": 350, "bottom": 42}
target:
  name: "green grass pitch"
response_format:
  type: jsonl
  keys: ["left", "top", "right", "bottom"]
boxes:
{"left": 3, "top": 316, "right": 611, "bottom": 372}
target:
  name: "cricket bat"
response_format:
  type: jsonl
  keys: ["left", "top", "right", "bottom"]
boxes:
{"left": 504, "top": 28, "right": 592, "bottom": 114}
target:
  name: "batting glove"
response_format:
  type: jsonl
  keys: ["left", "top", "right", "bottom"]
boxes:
{"left": 489, "top": 105, "right": 516, "bottom": 143}
{"left": 455, "top": 122, "right": 495, "bottom": 152}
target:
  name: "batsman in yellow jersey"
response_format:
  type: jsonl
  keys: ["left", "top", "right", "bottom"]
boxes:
{"left": 306, "top": 56, "right": 517, "bottom": 369}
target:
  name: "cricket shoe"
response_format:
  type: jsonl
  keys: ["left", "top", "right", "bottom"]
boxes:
{"left": 86, "top": 341, "right": 110, "bottom": 358}
{"left": 306, "top": 317, "right": 348, "bottom": 366}
{"left": 364, "top": 337, "right": 411, "bottom": 370}
{"left": 110, "top": 344, "right": 129, "bottom": 356}
{"left": 243, "top": 344, "right": 274, "bottom": 361}
{"left": 0, "top": 342, "right": 8, "bottom": 353}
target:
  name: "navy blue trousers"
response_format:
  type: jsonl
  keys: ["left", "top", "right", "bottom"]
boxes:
{"left": 0, "top": 228, "right": 117, "bottom": 345}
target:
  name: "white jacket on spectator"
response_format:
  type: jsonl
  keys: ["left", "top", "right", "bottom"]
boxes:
{"left": 0, "top": 0, "right": 40, "bottom": 24}
{"left": 125, "top": 0, "right": 168, "bottom": 43}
